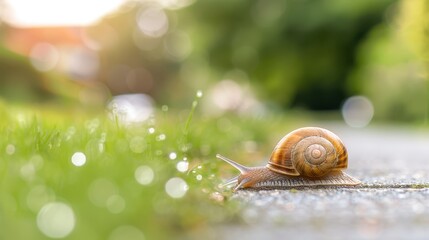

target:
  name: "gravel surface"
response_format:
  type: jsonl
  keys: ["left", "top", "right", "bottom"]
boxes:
{"left": 215, "top": 124, "right": 429, "bottom": 240}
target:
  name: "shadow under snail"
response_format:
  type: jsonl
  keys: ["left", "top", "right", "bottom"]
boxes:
{"left": 217, "top": 127, "right": 361, "bottom": 190}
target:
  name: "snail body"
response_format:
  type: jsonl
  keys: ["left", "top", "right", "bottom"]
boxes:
{"left": 217, "top": 127, "right": 360, "bottom": 190}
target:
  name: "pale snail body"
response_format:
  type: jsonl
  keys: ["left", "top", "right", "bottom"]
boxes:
{"left": 217, "top": 127, "right": 360, "bottom": 190}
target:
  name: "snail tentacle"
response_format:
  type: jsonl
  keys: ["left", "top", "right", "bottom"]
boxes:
{"left": 234, "top": 178, "right": 250, "bottom": 191}
{"left": 220, "top": 176, "right": 239, "bottom": 188}
{"left": 216, "top": 154, "right": 250, "bottom": 174}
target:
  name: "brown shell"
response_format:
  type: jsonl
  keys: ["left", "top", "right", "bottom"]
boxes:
{"left": 266, "top": 127, "right": 348, "bottom": 177}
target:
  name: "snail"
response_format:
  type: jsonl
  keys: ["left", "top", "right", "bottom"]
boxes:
{"left": 217, "top": 127, "right": 360, "bottom": 190}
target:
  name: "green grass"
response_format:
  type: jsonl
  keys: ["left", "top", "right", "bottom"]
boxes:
{"left": 0, "top": 98, "right": 305, "bottom": 240}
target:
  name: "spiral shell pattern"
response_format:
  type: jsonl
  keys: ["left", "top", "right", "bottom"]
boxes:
{"left": 267, "top": 127, "right": 348, "bottom": 177}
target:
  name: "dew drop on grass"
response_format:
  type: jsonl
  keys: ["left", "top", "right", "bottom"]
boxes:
{"left": 107, "top": 94, "right": 154, "bottom": 125}
{"left": 148, "top": 127, "right": 155, "bottom": 134}
{"left": 100, "top": 132, "right": 107, "bottom": 142}
{"left": 134, "top": 166, "right": 154, "bottom": 185}
{"left": 5, "top": 144, "right": 15, "bottom": 155}
{"left": 196, "top": 90, "right": 203, "bottom": 98}
{"left": 180, "top": 144, "right": 190, "bottom": 152}
{"left": 85, "top": 118, "right": 100, "bottom": 133}
{"left": 71, "top": 152, "right": 87, "bottom": 167}
{"left": 168, "top": 152, "right": 177, "bottom": 160}
{"left": 37, "top": 202, "right": 75, "bottom": 238}
{"left": 161, "top": 105, "right": 169, "bottom": 112}
{"left": 16, "top": 113, "right": 27, "bottom": 125}
{"left": 156, "top": 134, "right": 166, "bottom": 141}
{"left": 209, "top": 192, "right": 225, "bottom": 203}
{"left": 165, "top": 177, "right": 188, "bottom": 199}
{"left": 108, "top": 225, "right": 145, "bottom": 240}
{"left": 176, "top": 161, "right": 189, "bottom": 172}
{"left": 65, "top": 127, "right": 76, "bottom": 141}
{"left": 196, "top": 174, "right": 203, "bottom": 181}
{"left": 86, "top": 139, "right": 103, "bottom": 156}
{"left": 98, "top": 142, "right": 105, "bottom": 153}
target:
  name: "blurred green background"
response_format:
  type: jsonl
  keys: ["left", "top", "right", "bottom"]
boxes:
{"left": 1, "top": 0, "right": 429, "bottom": 239}
{"left": 0, "top": 0, "right": 427, "bottom": 121}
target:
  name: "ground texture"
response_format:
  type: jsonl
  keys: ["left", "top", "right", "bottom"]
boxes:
{"left": 217, "top": 124, "right": 429, "bottom": 240}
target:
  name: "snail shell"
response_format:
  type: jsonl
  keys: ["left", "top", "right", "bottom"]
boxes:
{"left": 267, "top": 127, "right": 347, "bottom": 177}
{"left": 217, "top": 127, "right": 360, "bottom": 190}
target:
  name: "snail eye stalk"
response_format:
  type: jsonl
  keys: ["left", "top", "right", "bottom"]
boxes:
{"left": 216, "top": 154, "right": 250, "bottom": 174}
{"left": 219, "top": 176, "right": 238, "bottom": 188}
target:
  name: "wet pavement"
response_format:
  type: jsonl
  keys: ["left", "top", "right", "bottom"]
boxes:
{"left": 216, "top": 124, "right": 429, "bottom": 240}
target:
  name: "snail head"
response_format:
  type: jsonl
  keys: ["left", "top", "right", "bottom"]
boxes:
{"left": 216, "top": 154, "right": 267, "bottom": 190}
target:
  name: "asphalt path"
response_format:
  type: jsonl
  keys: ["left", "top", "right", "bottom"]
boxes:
{"left": 216, "top": 124, "right": 429, "bottom": 240}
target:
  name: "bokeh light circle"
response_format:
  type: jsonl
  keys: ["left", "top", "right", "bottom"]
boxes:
{"left": 30, "top": 42, "right": 59, "bottom": 72}
{"left": 37, "top": 202, "right": 75, "bottom": 239}
{"left": 134, "top": 165, "right": 154, "bottom": 185}
{"left": 107, "top": 94, "right": 154, "bottom": 125}
{"left": 176, "top": 161, "right": 189, "bottom": 172}
{"left": 136, "top": 6, "right": 169, "bottom": 38}
{"left": 342, "top": 96, "right": 374, "bottom": 128}
{"left": 71, "top": 152, "right": 87, "bottom": 167}
{"left": 165, "top": 177, "right": 188, "bottom": 199}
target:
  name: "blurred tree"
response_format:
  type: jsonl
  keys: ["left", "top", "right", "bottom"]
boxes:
{"left": 399, "top": 0, "right": 429, "bottom": 62}
{"left": 180, "top": 0, "right": 395, "bottom": 110}
{"left": 87, "top": 0, "right": 396, "bottom": 109}
{"left": 0, "top": 42, "right": 54, "bottom": 102}
{"left": 346, "top": 0, "right": 429, "bottom": 122}
{"left": 347, "top": 24, "right": 427, "bottom": 122}
{"left": 87, "top": 5, "right": 175, "bottom": 103}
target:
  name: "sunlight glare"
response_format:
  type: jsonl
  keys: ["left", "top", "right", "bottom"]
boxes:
{"left": 3, "top": 0, "right": 125, "bottom": 27}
